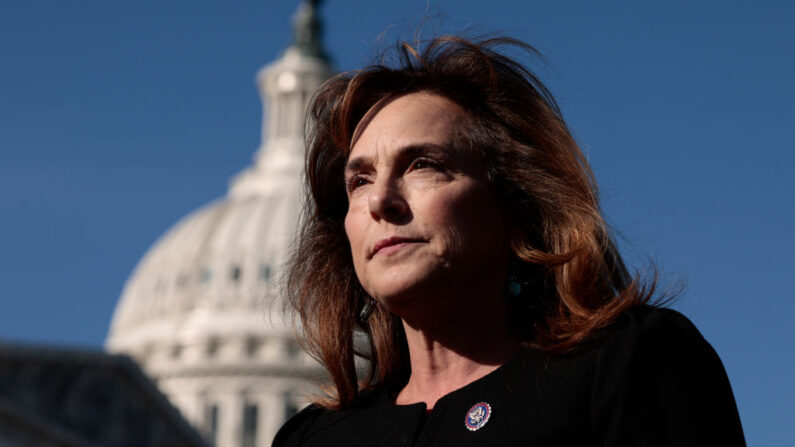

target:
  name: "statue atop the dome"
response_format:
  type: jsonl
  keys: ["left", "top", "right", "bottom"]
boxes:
{"left": 290, "top": 0, "right": 329, "bottom": 61}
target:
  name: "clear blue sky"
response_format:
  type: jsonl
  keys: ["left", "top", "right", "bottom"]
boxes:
{"left": 1, "top": 0, "right": 792, "bottom": 444}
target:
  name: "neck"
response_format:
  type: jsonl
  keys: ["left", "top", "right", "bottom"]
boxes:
{"left": 394, "top": 290, "right": 519, "bottom": 409}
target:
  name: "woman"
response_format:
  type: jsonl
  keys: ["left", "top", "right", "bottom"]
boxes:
{"left": 275, "top": 36, "right": 745, "bottom": 446}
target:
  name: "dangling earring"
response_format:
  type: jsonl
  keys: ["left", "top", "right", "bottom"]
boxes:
{"left": 507, "top": 271, "right": 525, "bottom": 297}
{"left": 358, "top": 297, "right": 376, "bottom": 323}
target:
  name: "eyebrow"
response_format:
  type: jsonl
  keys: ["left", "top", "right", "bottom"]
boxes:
{"left": 344, "top": 156, "right": 369, "bottom": 175}
{"left": 344, "top": 143, "right": 451, "bottom": 175}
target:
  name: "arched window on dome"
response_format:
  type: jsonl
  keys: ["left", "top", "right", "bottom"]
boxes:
{"left": 286, "top": 338, "right": 301, "bottom": 359}
{"left": 230, "top": 264, "right": 242, "bottom": 284}
{"left": 170, "top": 343, "right": 182, "bottom": 360}
{"left": 245, "top": 336, "right": 261, "bottom": 358}
{"left": 200, "top": 267, "right": 212, "bottom": 285}
{"left": 259, "top": 263, "right": 273, "bottom": 283}
{"left": 205, "top": 337, "right": 220, "bottom": 359}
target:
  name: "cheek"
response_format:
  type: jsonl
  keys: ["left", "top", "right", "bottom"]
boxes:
{"left": 344, "top": 211, "right": 359, "bottom": 249}
{"left": 344, "top": 207, "right": 370, "bottom": 266}
{"left": 344, "top": 210, "right": 374, "bottom": 292}
{"left": 436, "top": 185, "right": 491, "bottom": 224}
{"left": 435, "top": 186, "right": 506, "bottom": 251}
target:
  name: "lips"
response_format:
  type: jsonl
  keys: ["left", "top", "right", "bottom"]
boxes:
{"left": 370, "top": 236, "right": 424, "bottom": 258}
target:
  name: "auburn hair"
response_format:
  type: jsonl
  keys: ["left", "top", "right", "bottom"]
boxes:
{"left": 286, "top": 36, "right": 658, "bottom": 409}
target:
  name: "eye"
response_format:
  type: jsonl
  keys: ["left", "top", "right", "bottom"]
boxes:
{"left": 346, "top": 174, "right": 369, "bottom": 192}
{"left": 409, "top": 157, "right": 438, "bottom": 171}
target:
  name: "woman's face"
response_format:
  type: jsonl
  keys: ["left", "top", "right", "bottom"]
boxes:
{"left": 344, "top": 92, "right": 510, "bottom": 310}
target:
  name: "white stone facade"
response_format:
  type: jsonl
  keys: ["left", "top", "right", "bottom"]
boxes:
{"left": 106, "top": 2, "right": 334, "bottom": 445}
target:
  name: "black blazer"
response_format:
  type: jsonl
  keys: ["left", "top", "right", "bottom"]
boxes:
{"left": 273, "top": 306, "right": 745, "bottom": 446}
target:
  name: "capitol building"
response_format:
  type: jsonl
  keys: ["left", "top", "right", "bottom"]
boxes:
{"left": 106, "top": 1, "right": 333, "bottom": 445}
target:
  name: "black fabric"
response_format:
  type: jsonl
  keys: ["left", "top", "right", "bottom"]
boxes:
{"left": 273, "top": 307, "right": 745, "bottom": 446}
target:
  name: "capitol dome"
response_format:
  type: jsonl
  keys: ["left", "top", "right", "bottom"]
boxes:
{"left": 106, "top": 1, "right": 333, "bottom": 445}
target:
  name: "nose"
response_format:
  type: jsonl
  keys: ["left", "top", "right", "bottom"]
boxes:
{"left": 368, "top": 179, "right": 408, "bottom": 221}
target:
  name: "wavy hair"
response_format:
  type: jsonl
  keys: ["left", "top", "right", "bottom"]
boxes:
{"left": 286, "top": 36, "right": 658, "bottom": 409}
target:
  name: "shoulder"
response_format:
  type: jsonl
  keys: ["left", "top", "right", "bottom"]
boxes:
{"left": 595, "top": 305, "right": 729, "bottom": 379}
{"left": 271, "top": 404, "right": 326, "bottom": 447}
{"left": 590, "top": 305, "right": 746, "bottom": 445}
{"left": 271, "top": 391, "right": 383, "bottom": 447}
{"left": 601, "top": 305, "right": 709, "bottom": 352}
{"left": 594, "top": 305, "right": 727, "bottom": 395}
